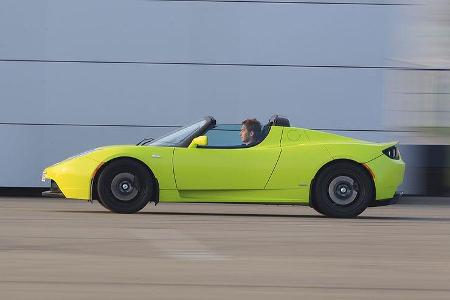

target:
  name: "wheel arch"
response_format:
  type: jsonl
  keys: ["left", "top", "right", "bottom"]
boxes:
{"left": 91, "top": 157, "right": 159, "bottom": 204}
{"left": 309, "top": 159, "right": 376, "bottom": 207}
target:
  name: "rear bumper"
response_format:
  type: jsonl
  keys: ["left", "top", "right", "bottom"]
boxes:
{"left": 370, "top": 191, "right": 404, "bottom": 207}
{"left": 365, "top": 154, "right": 405, "bottom": 200}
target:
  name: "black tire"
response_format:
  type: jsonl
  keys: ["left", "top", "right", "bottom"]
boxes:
{"left": 97, "top": 198, "right": 108, "bottom": 209}
{"left": 310, "top": 196, "right": 325, "bottom": 215}
{"left": 97, "top": 159, "right": 155, "bottom": 213}
{"left": 312, "top": 161, "right": 374, "bottom": 218}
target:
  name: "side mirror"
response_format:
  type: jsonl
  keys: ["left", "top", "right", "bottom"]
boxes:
{"left": 188, "top": 136, "right": 208, "bottom": 148}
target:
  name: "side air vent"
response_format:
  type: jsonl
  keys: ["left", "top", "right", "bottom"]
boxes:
{"left": 383, "top": 146, "right": 400, "bottom": 160}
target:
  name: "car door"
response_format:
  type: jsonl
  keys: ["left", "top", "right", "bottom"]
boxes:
{"left": 173, "top": 126, "right": 283, "bottom": 190}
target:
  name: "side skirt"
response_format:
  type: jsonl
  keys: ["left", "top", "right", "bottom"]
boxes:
{"left": 159, "top": 189, "right": 309, "bottom": 204}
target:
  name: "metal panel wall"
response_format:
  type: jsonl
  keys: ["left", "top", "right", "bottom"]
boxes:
{"left": 0, "top": 0, "right": 398, "bottom": 66}
{"left": 0, "top": 0, "right": 412, "bottom": 188}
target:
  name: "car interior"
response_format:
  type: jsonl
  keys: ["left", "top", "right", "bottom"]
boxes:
{"left": 197, "top": 115, "right": 290, "bottom": 149}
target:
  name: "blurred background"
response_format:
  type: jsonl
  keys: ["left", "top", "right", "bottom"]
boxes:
{"left": 0, "top": 0, "right": 448, "bottom": 195}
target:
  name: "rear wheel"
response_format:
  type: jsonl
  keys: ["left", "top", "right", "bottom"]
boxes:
{"left": 97, "top": 159, "right": 155, "bottom": 213}
{"left": 312, "top": 161, "right": 374, "bottom": 218}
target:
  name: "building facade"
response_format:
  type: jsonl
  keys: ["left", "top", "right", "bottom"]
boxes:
{"left": 1, "top": 0, "right": 446, "bottom": 194}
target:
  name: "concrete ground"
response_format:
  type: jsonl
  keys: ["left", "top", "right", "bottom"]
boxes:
{"left": 0, "top": 197, "right": 449, "bottom": 300}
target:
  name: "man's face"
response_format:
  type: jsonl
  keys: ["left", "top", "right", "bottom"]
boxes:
{"left": 240, "top": 125, "right": 252, "bottom": 143}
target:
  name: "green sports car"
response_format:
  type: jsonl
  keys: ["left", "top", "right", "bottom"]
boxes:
{"left": 42, "top": 115, "right": 405, "bottom": 218}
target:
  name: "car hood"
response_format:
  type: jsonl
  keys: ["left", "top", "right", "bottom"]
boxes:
{"left": 48, "top": 144, "right": 167, "bottom": 167}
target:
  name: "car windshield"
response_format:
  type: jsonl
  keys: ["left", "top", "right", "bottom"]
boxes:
{"left": 147, "top": 119, "right": 209, "bottom": 147}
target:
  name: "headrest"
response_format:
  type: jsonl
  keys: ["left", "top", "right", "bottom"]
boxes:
{"left": 268, "top": 115, "right": 290, "bottom": 127}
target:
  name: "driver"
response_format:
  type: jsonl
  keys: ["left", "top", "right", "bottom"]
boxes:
{"left": 240, "top": 118, "right": 262, "bottom": 146}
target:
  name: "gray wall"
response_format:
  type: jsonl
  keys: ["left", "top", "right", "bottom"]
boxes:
{"left": 0, "top": 0, "right": 415, "bottom": 189}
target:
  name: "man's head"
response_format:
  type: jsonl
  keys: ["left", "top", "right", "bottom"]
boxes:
{"left": 240, "top": 118, "right": 262, "bottom": 145}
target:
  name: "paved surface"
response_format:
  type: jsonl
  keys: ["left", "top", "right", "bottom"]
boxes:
{"left": 0, "top": 197, "right": 449, "bottom": 300}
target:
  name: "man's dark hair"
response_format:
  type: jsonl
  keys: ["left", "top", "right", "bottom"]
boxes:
{"left": 242, "top": 118, "right": 262, "bottom": 139}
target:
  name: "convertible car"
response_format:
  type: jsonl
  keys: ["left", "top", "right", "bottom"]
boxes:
{"left": 42, "top": 115, "right": 405, "bottom": 218}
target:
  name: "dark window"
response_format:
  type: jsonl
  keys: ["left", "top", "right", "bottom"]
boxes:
{"left": 204, "top": 124, "right": 243, "bottom": 147}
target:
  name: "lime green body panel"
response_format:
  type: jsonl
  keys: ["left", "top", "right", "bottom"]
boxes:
{"left": 304, "top": 129, "right": 406, "bottom": 200}
{"left": 43, "top": 155, "right": 99, "bottom": 200}
{"left": 173, "top": 127, "right": 282, "bottom": 190}
{"left": 44, "top": 146, "right": 176, "bottom": 200}
{"left": 264, "top": 128, "right": 405, "bottom": 203}
{"left": 366, "top": 153, "right": 406, "bottom": 200}
{"left": 89, "top": 146, "right": 177, "bottom": 190}
{"left": 43, "top": 126, "right": 405, "bottom": 204}
{"left": 264, "top": 129, "right": 333, "bottom": 203}
{"left": 304, "top": 129, "right": 397, "bottom": 163}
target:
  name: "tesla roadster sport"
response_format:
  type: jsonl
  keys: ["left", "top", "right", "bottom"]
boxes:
{"left": 42, "top": 115, "right": 405, "bottom": 218}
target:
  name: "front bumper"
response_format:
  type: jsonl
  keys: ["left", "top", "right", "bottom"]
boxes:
{"left": 42, "top": 180, "right": 65, "bottom": 198}
{"left": 42, "top": 155, "right": 101, "bottom": 200}
{"left": 42, "top": 191, "right": 65, "bottom": 198}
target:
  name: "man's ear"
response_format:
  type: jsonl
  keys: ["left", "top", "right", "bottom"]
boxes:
{"left": 249, "top": 131, "right": 254, "bottom": 137}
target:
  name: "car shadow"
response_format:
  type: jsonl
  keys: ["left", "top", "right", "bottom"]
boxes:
{"left": 52, "top": 210, "right": 450, "bottom": 222}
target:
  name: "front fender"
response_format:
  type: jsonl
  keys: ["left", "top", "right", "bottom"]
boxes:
{"left": 86, "top": 146, "right": 176, "bottom": 190}
{"left": 43, "top": 145, "right": 176, "bottom": 200}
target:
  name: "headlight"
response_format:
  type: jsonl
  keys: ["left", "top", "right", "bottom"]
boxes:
{"left": 383, "top": 146, "right": 400, "bottom": 160}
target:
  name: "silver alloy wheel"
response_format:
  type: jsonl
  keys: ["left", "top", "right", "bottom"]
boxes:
{"left": 328, "top": 175, "right": 358, "bottom": 206}
{"left": 110, "top": 172, "right": 139, "bottom": 201}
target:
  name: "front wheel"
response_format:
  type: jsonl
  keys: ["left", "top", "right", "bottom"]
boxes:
{"left": 312, "top": 162, "right": 374, "bottom": 218}
{"left": 97, "top": 159, "right": 155, "bottom": 213}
